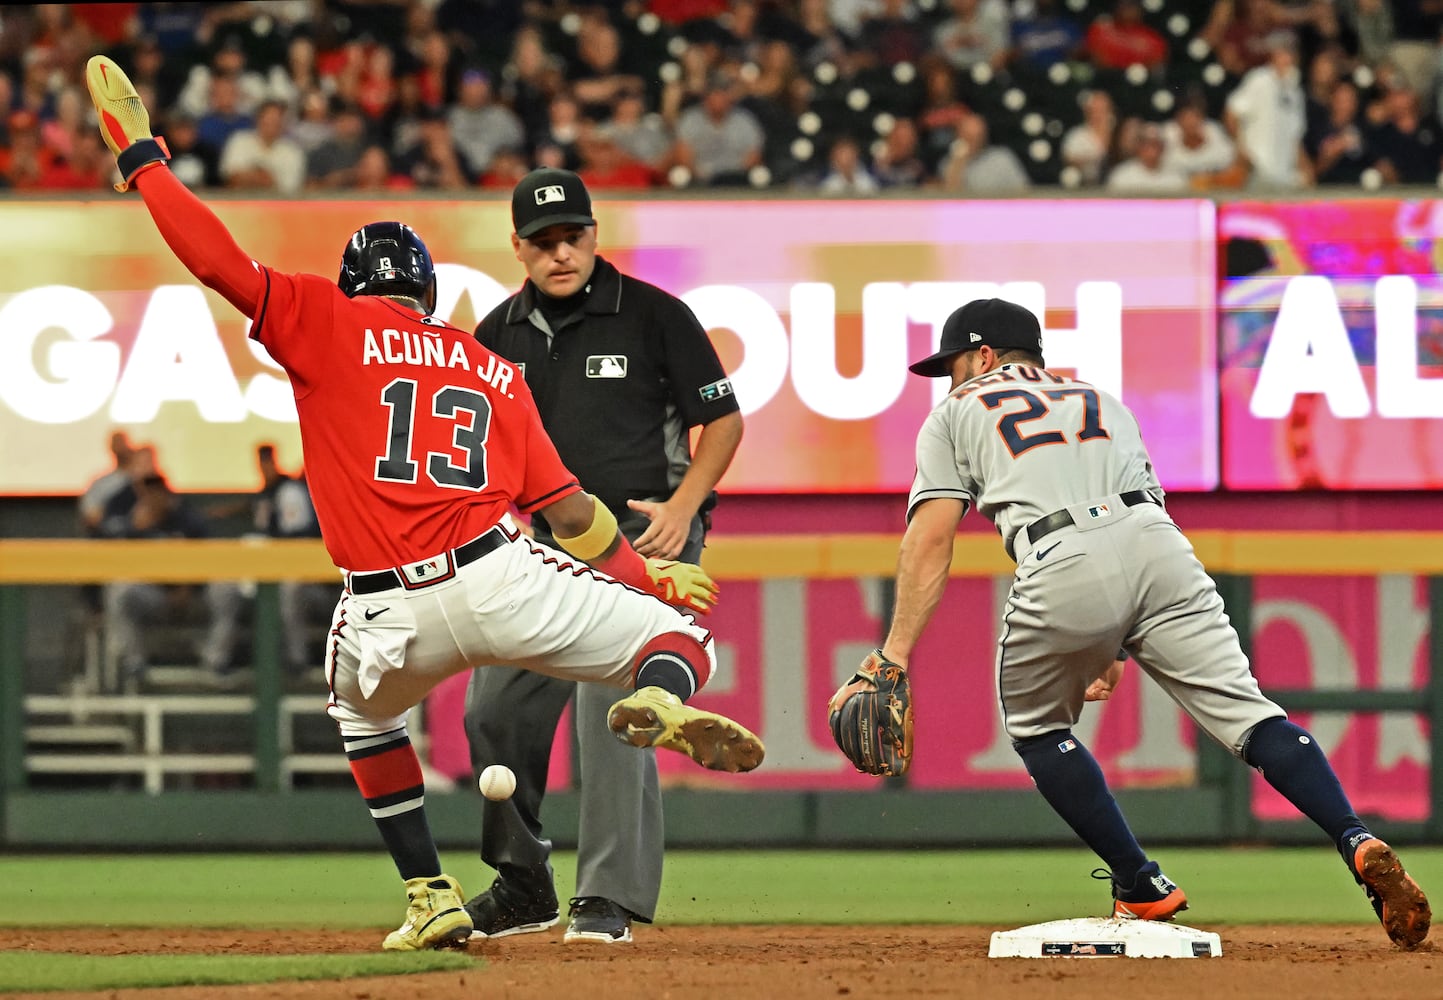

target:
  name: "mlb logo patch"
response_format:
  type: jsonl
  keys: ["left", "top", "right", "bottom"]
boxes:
{"left": 1058, "top": 738, "right": 1077, "bottom": 753}
{"left": 1087, "top": 504, "right": 1111, "bottom": 519}
{"left": 587, "top": 355, "right": 627, "bottom": 378}
{"left": 699, "top": 377, "right": 734, "bottom": 402}
{"left": 535, "top": 184, "right": 566, "bottom": 205}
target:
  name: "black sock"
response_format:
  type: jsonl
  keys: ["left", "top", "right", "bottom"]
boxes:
{"left": 1241, "top": 717, "right": 1368, "bottom": 861}
{"left": 1015, "top": 730, "right": 1147, "bottom": 883}
{"left": 635, "top": 654, "right": 694, "bottom": 701}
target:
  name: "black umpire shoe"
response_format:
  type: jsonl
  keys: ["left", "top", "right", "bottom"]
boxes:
{"left": 464, "top": 868, "right": 559, "bottom": 940}
{"left": 564, "top": 897, "right": 634, "bottom": 944}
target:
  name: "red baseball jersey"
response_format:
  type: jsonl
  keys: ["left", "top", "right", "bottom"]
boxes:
{"left": 250, "top": 269, "right": 581, "bottom": 571}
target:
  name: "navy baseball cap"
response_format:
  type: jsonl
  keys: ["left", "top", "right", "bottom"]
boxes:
{"left": 511, "top": 168, "right": 596, "bottom": 239}
{"left": 908, "top": 298, "right": 1044, "bottom": 377}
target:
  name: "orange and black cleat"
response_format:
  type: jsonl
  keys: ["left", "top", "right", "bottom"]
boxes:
{"left": 1350, "top": 836, "right": 1431, "bottom": 950}
{"left": 1097, "top": 862, "right": 1190, "bottom": 922}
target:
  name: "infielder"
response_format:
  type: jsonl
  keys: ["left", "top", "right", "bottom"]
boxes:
{"left": 828, "top": 297, "right": 1430, "bottom": 949}
{"left": 85, "top": 55, "right": 764, "bottom": 952}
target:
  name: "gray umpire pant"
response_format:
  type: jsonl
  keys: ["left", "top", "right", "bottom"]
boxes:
{"left": 464, "top": 512, "right": 706, "bottom": 922}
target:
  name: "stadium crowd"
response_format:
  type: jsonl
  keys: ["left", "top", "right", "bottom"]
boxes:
{"left": 0, "top": 0, "right": 1440, "bottom": 194}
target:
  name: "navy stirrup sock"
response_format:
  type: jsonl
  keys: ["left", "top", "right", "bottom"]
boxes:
{"left": 1014, "top": 730, "right": 1147, "bottom": 884}
{"left": 1241, "top": 717, "right": 1368, "bottom": 859}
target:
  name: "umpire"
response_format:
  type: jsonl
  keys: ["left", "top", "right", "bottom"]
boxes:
{"left": 463, "top": 168, "right": 744, "bottom": 944}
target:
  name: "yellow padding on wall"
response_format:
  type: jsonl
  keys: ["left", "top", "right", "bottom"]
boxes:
{"left": 4, "top": 531, "right": 1443, "bottom": 584}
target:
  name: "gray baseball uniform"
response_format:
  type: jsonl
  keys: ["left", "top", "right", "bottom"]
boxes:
{"left": 908, "top": 362, "right": 1283, "bottom": 753}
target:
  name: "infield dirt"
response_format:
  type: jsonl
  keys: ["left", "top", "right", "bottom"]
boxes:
{"left": 3, "top": 924, "right": 1438, "bottom": 1000}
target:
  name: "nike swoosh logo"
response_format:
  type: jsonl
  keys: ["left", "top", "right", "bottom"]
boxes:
{"left": 364, "top": 607, "right": 389, "bottom": 621}
{"left": 1035, "top": 541, "right": 1062, "bottom": 561}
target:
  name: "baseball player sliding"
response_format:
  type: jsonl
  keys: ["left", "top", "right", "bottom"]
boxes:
{"left": 829, "top": 298, "right": 1430, "bottom": 949}
{"left": 85, "top": 55, "right": 764, "bottom": 952}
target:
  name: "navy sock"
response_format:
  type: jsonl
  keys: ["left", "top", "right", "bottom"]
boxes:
{"left": 1241, "top": 717, "right": 1368, "bottom": 861}
{"left": 1014, "top": 730, "right": 1147, "bottom": 883}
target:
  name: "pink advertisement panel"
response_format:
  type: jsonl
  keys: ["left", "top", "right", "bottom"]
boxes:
{"left": 427, "top": 570, "right": 1431, "bottom": 819}
{"left": 0, "top": 198, "right": 1217, "bottom": 495}
{"left": 1219, "top": 201, "right": 1443, "bottom": 489}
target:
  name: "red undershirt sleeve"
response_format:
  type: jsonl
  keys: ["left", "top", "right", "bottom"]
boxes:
{"left": 133, "top": 167, "right": 264, "bottom": 318}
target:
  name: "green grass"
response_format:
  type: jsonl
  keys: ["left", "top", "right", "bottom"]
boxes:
{"left": 4, "top": 847, "right": 1441, "bottom": 928}
{"left": 0, "top": 952, "right": 472, "bottom": 993}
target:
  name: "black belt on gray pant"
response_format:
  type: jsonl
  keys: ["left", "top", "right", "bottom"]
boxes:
{"left": 1025, "top": 490, "right": 1161, "bottom": 547}
{"left": 348, "top": 524, "right": 511, "bottom": 596}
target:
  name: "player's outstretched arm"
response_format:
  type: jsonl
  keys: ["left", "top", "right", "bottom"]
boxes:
{"left": 547, "top": 491, "right": 718, "bottom": 614}
{"left": 85, "top": 55, "right": 264, "bottom": 318}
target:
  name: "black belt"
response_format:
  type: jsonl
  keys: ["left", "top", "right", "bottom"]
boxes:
{"left": 348, "top": 525, "right": 511, "bottom": 595}
{"left": 1025, "top": 490, "right": 1160, "bottom": 547}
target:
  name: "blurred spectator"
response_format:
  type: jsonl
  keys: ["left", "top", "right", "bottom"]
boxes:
{"left": 16, "top": 49, "right": 59, "bottom": 120}
{"left": 121, "top": 35, "right": 184, "bottom": 113}
{"left": 1061, "top": 89, "right": 1117, "bottom": 184}
{"left": 871, "top": 116, "right": 929, "bottom": 186}
{"left": 0, "top": 110, "right": 58, "bottom": 190}
{"left": 478, "top": 147, "right": 531, "bottom": 188}
{"left": 447, "top": 67, "right": 525, "bottom": 177}
{"left": 103, "top": 469, "right": 246, "bottom": 681}
{"left": 357, "top": 43, "right": 399, "bottom": 121}
{"left": 817, "top": 134, "right": 880, "bottom": 192}
{"left": 1336, "top": 0, "right": 1395, "bottom": 68}
{"left": 436, "top": 0, "right": 526, "bottom": 66}
{"left": 307, "top": 103, "right": 369, "bottom": 189}
{"left": 1202, "top": 0, "right": 1281, "bottom": 77}
{"left": 932, "top": 0, "right": 1011, "bottom": 73}
{"left": 661, "top": 38, "right": 725, "bottom": 128}
{"left": 917, "top": 57, "right": 972, "bottom": 170}
{"left": 177, "top": 35, "right": 269, "bottom": 118}
{"left": 576, "top": 123, "right": 656, "bottom": 188}
{"left": 220, "top": 99, "right": 305, "bottom": 193}
{"left": 80, "top": 432, "right": 139, "bottom": 538}
{"left": 269, "top": 34, "right": 323, "bottom": 113}
{"left": 1106, "top": 122, "right": 1188, "bottom": 192}
{"left": 1085, "top": 0, "right": 1168, "bottom": 72}
{"left": 1370, "top": 88, "right": 1443, "bottom": 185}
{"left": 938, "top": 109, "right": 1031, "bottom": 191}
{"left": 796, "top": 0, "right": 857, "bottom": 72}
{"left": 1161, "top": 100, "right": 1242, "bottom": 188}
{"left": 1009, "top": 0, "right": 1085, "bottom": 70}
{"left": 830, "top": 0, "right": 891, "bottom": 41}
{"left": 40, "top": 86, "right": 86, "bottom": 161}
{"left": 535, "top": 90, "right": 586, "bottom": 170}
{"left": 501, "top": 24, "right": 565, "bottom": 139}
{"left": 39, "top": 130, "right": 111, "bottom": 190}
{"left": 859, "top": 0, "right": 928, "bottom": 68}
{"left": 1225, "top": 30, "right": 1311, "bottom": 188}
{"left": 651, "top": 0, "right": 729, "bottom": 23}
{"left": 353, "top": 143, "right": 414, "bottom": 190}
{"left": 719, "top": 0, "right": 769, "bottom": 65}
{"left": 603, "top": 92, "right": 673, "bottom": 172}
{"left": 1387, "top": 0, "right": 1443, "bottom": 104}
{"left": 196, "top": 74, "right": 254, "bottom": 151}
{"left": 395, "top": 110, "right": 468, "bottom": 188}
{"left": 409, "top": 30, "right": 454, "bottom": 113}
{"left": 161, "top": 111, "right": 222, "bottom": 188}
{"left": 570, "top": 16, "right": 646, "bottom": 119}
{"left": 1303, "top": 43, "right": 1345, "bottom": 138}
{"left": 672, "top": 71, "right": 766, "bottom": 185}
{"left": 248, "top": 443, "right": 333, "bottom": 674}
{"left": 290, "top": 88, "right": 337, "bottom": 154}
{"left": 1305, "top": 79, "right": 1377, "bottom": 184}
{"left": 70, "top": 3, "right": 140, "bottom": 46}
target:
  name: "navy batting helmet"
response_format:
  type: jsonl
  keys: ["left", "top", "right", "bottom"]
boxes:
{"left": 338, "top": 221, "right": 437, "bottom": 314}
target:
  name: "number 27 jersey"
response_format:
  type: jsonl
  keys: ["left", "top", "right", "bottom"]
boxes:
{"left": 907, "top": 363, "right": 1162, "bottom": 553}
{"left": 250, "top": 269, "right": 581, "bottom": 572}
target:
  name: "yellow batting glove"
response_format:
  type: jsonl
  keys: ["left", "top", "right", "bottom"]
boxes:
{"left": 85, "top": 55, "right": 169, "bottom": 191}
{"left": 644, "top": 558, "right": 719, "bottom": 615}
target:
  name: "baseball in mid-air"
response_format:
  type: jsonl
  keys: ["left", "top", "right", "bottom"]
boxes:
{"left": 478, "top": 764, "right": 517, "bottom": 801}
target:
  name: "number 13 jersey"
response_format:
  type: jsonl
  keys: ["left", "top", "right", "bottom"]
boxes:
{"left": 907, "top": 364, "right": 1163, "bottom": 553}
{"left": 251, "top": 269, "right": 581, "bottom": 572}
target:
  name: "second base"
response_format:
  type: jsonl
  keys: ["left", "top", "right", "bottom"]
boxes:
{"left": 988, "top": 917, "right": 1222, "bottom": 958}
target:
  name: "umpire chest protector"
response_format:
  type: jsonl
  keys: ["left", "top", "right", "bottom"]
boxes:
{"left": 474, "top": 256, "right": 738, "bottom": 517}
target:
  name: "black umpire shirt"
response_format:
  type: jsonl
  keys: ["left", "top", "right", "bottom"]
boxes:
{"left": 474, "top": 255, "right": 740, "bottom": 524}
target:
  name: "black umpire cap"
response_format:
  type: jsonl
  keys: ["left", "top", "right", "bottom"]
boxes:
{"left": 908, "top": 298, "right": 1044, "bottom": 377}
{"left": 512, "top": 168, "right": 596, "bottom": 239}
